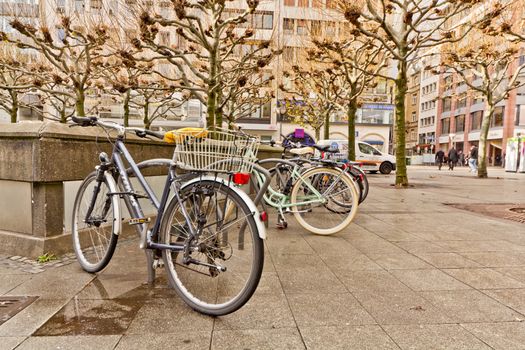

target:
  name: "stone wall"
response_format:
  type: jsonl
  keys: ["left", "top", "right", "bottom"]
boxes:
{"left": 0, "top": 122, "right": 282, "bottom": 258}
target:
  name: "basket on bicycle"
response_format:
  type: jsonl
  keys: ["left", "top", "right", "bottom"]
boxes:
{"left": 165, "top": 127, "right": 259, "bottom": 173}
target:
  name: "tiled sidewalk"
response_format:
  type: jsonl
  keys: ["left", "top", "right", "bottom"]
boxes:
{"left": 1, "top": 166, "right": 524, "bottom": 350}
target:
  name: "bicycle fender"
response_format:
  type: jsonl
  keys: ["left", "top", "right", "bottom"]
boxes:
{"left": 179, "top": 176, "right": 267, "bottom": 240}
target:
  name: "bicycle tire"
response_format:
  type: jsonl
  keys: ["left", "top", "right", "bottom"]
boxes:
{"left": 161, "top": 179, "right": 264, "bottom": 316}
{"left": 290, "top": 167, "right": 358, "bottom": 235}
{"left": 351, "top": 167, "right": 369, "bottom": 203}
{"left": 72, "top": 171, "right": 121, "bottom": 273}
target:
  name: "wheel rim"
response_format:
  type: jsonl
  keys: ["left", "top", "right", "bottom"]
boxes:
{"left": 163, "top": 182, "right": 260, "bottom": 310}
{"left": 291, "top": 168, "right": 358, "bottom": 235}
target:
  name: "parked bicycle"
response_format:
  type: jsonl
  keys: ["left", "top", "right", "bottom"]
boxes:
{"left": 70, "top": 116, "right": 267, "bottom": 316}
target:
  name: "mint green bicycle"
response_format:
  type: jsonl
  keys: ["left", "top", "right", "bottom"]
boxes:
{"left": 252, "top": 157, "right": 359, "bottom": 235}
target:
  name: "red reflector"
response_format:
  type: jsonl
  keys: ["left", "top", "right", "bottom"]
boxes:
{"left": 260, "top": 211, "right": 268, "bottom": 222}
{"left": 359, "top": 174, "right": 364, "bottom": 181}
{"left": 233, "top": 173, "right": 250, "bottom": 185}
{"left": 341, "top": 163, "right": 348, "bottom": 170}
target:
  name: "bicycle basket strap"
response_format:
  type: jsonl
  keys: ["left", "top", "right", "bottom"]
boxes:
{"left": 164, "top": 127, "right": 208, "bottom": 144}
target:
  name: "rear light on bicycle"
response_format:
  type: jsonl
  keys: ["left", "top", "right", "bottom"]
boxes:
{"left": 260, "top": 211, "right": 268, "bottom": 222}
{"left": 359, "top": 173, "right": 364, "bottom": 181}
{"left": 341, "top": 163, "right": 348, "bottom": 170}
{"left": 233, "top": 173, "right": 250, "bottom": 185}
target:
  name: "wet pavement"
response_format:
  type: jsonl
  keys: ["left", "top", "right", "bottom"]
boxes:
{"left": 1, "top": 166, "right": 525, "bottom": 349}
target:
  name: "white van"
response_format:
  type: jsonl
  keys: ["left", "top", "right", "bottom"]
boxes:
{"left": 316, "top": 139, "right": 397, "bottom": 174}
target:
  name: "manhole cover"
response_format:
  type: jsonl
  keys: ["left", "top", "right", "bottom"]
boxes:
{"left": 0, "top": 296, "right": 38, "bottom": 326}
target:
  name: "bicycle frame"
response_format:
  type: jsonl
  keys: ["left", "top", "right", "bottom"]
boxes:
{"left": 109, "top": 136, "right": 194, "bottom": 253}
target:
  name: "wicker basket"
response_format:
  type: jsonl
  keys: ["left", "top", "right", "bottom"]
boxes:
{"left": 171, "top": 128, "right": 259, "bottom": 173}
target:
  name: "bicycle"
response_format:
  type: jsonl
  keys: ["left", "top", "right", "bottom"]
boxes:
{"left": 70, "top": 116, "right": 267, "bottom": 316}
{"left": 250, "top": 149, "right": 360, "bottom": 235}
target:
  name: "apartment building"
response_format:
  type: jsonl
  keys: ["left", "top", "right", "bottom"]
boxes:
{"left": 405, "top": 67, "right": 420, "bottom": 155}
{"left": 417, "top": 53, "right": 440, "bottom": 154}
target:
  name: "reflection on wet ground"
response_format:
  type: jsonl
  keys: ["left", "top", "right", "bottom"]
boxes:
{"left": 34, "top": 277, "right": 179, "bottom": 336}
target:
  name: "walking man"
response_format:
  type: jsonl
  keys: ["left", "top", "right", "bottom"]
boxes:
{"left": 435, "top": 149, "right": 445, "bottom": 170}
{"left": 448, "top": 146, "right": 458, "bottom": 170}
{"left": 468, "top": 145, "right": 478, "bottom": 173}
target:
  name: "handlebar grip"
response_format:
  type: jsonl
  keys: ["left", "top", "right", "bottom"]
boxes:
{"left": 71, "top": 116, "right": 98, "bottom": 126}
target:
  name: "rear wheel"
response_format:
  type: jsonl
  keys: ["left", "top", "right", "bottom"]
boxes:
{"left": 72, "top": 171, "right": 120, "bottom": 273}
{"left": 290, "top": 167, "right": 358, "bottom": 235}
{"left": 380, "top": 162, "right": 393, "bottom": 174}
{"left": 161, "top": 179, "right": 264, "bottom": 316}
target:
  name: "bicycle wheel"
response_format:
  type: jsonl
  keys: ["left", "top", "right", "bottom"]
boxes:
{"left": 290, "top": 167, "right": 358, "bottom": 235}
{"left": 351, "top": 167, "right": 369, "bottom": 203}
{"left": 161, "top": 179, "right": 264, "bottom": 316}
{"left": 72, "top": 171, "right": 121, "bottom": 273}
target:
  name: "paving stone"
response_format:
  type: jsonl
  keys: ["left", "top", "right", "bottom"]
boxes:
{"left": 390, "top": 269, "right": 471, "bottom": 291}
{"left": 352, "top": 291, "right": 451, "bottom": 325}
{"left": 461, "top": 322, "right": 525, "bottom": 349}
{"left": 383, "top": 324, "right": 492, "bottom": 350}
{"left": 15, "top": 335, "right": 121, "bottom": 350}
{"left": 287, "top": 293, "right": 376, "bottom": 327}
{"left": 300, "top": 325, "right": 400, "bottom": 350}
{"left": 483, "top": 289, "right": 525, "bottom": 316}
{"left": 212, "top": 328, "right": 305, "bottom": 350}
{"left": 368, "top": 253, "right": 433, "bottom": 270}
{"left": 0, "top": 336, "right": 27, "bottom": 350}
{"left": 415, "top": 253, "right": 482, "bottom": 268}
{"left": 116, "top": 332, "right": 211, "bottom": 350}
{"left": 420, "top": 290, "right": 523, "bottom": 323}
{"left": 443, "top": 268, "right": 525, "bottom": 289}
{"left": 333, "top": 270, "right": 412, "bottom": 292}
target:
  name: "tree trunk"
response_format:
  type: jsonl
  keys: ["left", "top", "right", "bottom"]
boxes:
{"left": 10, "top": 92, "right": 18, "bottom": 123}
{"left": 206, "top": 89, "right": 217, "bottom": 130}
{"left": 123, "top": 90, "right": 131, "bottom": 127}
{"left": 315, "top": 127, "right": 320, "bottom": 141}
{"left": 347, "top": 98, "right": 358, "bottom": 161}
{"left": 323, "top": 112, "right": 330, "bottom": 139}
{"left": 394, "top": 60, "right": 409, "bottom": 186}
{"left": 143, "top": 102, "right": 150, "bottom": 129}
{"left": 60, "top": 108, "right": 67, "bottom": 123}
{"left": 477, "top": 105, "right": 494, "bottom": 178}
{"left": 75, "top": 90, "right": 86, "bottom": 117}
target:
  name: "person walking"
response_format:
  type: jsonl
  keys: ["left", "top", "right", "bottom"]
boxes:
{"left": 458, "top": 150, "right": 464, "bottom": 167}
{"left": 448, "top": 146, "right": 458, "bottom": 170}
{"left": 468, "top": 145, "right": 478, "bottom": 173}
{"left": 435, "top": 149, "right": 445, "bottom": 170}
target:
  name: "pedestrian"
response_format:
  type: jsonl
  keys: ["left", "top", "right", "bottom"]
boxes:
{"left": 468, "top": 145, "right": 478, "bottom": 173}
{"left": 448, "top": 146, "right": 458, "bottom": 170}
{"left": 458, "top": 150, "right": 464, "bottom": 167}
{"left": 435, "top": 149, "right": 445, "bottom": 170}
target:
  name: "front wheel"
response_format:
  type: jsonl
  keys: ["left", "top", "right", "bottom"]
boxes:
{"left": 380, "top": 162, "right": 393, "bottom": 174}
{"left": 161, "top": 179, "right": 264, "bottom": 316}
{"left": 72, "top": 171, "right": 121, "bottom": 273}
{"left": 290, "top": 167, "right": 359, "bottom": 235}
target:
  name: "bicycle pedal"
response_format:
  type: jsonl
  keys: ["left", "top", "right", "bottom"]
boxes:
{"left": 129, "top": 217, "right": 151, "bottom": 225}
{"left": 152, "top": 259, "right": 164, "bottom": 269}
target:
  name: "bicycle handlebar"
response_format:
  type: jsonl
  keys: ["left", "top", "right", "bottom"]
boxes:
{"left": 71, "top": 116, "right": 165, "bottom": 140}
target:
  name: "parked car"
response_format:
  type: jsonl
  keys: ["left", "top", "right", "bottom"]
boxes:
{"left": 316, "top": 139, "right": 396, "bottom": 174}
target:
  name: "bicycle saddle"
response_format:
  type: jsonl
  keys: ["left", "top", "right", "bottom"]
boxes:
{"left": 312, "top": 144, "right": 339, "bottom": 153}
{"left": 289, "top": 147, "right": 314, "bottom": 155}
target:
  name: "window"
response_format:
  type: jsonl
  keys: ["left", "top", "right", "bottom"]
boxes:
{"left": 311, "top": 20, "right": 322, "bottom": 36}
{"left": 441, "top": 118, "right": 450, "bottom": 134}
{"left": 442, "top": 97, "right": 452, "bottom": 112}
{"left": 411, "top": 93, "right": 417, "bottom": 105}
{"left": 359, "top": 143, "right": 376, "bottom": 155}
{"left": 325, "top": 22, "right": 336, "bottom": 36}
{"left": 455, "top": 114, "right": 465, "bottom": 132}
{"left": 470, "top": 110, "right": 483, "bottom": 130}
{"left": 283, "top": 18, "right": 294, "bottom": 34}
{"left": 297, "top": 20, "right": 307, "bottom": 35}
{"left": 518, "top": 105, "right": 525, "bottom": 126}
{"left": 159, "top": 31, "right": 170, "bottom": 46}
{"left": 491, "top": 106, "right": 504, "bottom": 127}
{"left": 456, "top": 93, "right": 467, "bottom": 109}
{"left": 298, "top": 0, "right": 308, "bottom": 6}
{"left": 472, "top": 96, "right": 484, "bottom": 105}
{"left": 411, "top": 111, "right": 417, "bottom": 122}
{"left": 262, "top": 13, "right": 273, "bottom": 29}
{"left": 284, "top": 0, "right": 295, "bottom": 6}
{"left": 283, "top": 47, "right": 294, "bottom": 61}
{"left": 91, "top": 0, "right": 102, "bottom": 10}
{"left": 74, "top": 0, "right": 84, "bottom": 12}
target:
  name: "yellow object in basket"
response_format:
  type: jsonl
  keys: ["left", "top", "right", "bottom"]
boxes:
{"left": 163, "top": 127, "right": 208, "bottom": 144}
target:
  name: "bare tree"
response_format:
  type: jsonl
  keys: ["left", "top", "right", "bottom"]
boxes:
{"left": 442, "top": 6, "right": 525, "bottom": 178}
{"left": 339, "top": 0, "right": 501, "bottom": 186}
{"left": 138, "top": 0, "right": 279, "bottom": 129}
{"left": 2, "top": 15, "right": 111, "bottom": 117}
{"left": 311, "top": 35, "right": 387, "bottom": 160}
